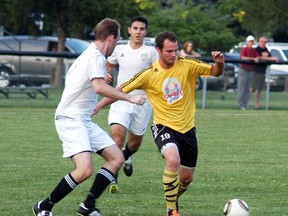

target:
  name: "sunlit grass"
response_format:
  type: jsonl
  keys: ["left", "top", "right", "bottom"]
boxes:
{"left": 0, "top": 89, "right": 287, "bottom": 215}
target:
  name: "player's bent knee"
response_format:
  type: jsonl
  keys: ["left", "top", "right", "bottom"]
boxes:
{"left": 179, "top": 174, "right": 193, "bottom": 185}
{"left": 166, "top": 157, "right": 180, "bottom": 169}
{"left": 74, "top": 167, "right": 94, "bottom": 183}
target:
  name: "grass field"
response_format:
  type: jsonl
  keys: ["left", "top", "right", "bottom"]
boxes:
{"left": 0, "top": 89, "right": 287, "bottom": 215}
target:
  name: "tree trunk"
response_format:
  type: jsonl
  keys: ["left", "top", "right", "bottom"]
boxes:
{"left": 51, "top": 11, "right": 67, "bottom": 87}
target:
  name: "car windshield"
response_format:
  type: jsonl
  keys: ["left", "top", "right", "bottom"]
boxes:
{"left": 66, "top": 39, "right": 90, "bottom": 53}
{"left": 283, "top": 49, "right": 288, "bottom": 59}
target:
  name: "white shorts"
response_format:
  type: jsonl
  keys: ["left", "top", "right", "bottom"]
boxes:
{"left": 108, "top": 100, "right": 152, "bottom": 136}
{"left": 55, "top": 116, "right": 115, "bottom": 158}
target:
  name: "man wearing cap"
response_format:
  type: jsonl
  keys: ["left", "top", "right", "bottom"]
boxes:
{"left": 237, "top": 35, "right": 259, "bottom": 110}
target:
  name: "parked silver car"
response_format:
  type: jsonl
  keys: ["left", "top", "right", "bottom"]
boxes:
{"left": 0, "top": 36, "right": 90, "bottom": 87}
{"left": 266, "top": 43, "right": 288, "bottom": 91}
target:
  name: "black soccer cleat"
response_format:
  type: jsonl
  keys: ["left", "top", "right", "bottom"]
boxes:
{"left": 32, "top": 201, "right": 53, "bottom": 216}
{"left": 123, "top": 157, "right": 133, "bottom": 177}
{"left": 76, "top": 202, "right": 101, "bottom": 216}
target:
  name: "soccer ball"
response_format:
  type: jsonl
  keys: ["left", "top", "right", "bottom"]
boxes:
{"left": 223, "top": 198, "right": 250, "bottom": 216}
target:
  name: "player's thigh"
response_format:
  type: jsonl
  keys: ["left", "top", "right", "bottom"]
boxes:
{"left": 108, "top": 100, "right": 132, "bottom": 129}
{"left": 55, "top": 117, "right": 92, "bottom": 158}
{"left": 151, "top": 124, "right": 178, "bottom": 153}
{"left": 129, "top": 102, "right": 152, "bottom": 135}
{"left": 178, "top": 127, "right": 198, "bottom": 168}
{"left": 89, "top": 122, "right": 115, "bottom": 153}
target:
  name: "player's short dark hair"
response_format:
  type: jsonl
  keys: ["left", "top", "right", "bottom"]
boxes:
{"left": 130, "top": 16, "right": 148, "bottom": 29}
{"left": 94, "top": 18, "right": 120, "bottom": 41}
{"left": 155, "top": 31, "right": 178, "bottom": 50}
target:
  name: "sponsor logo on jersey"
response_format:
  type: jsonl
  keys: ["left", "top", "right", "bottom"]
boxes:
{"left": 162, "top": 78, "right": 183, "bottom": 104}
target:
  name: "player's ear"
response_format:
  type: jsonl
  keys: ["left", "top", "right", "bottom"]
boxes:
{"left": 156, "top": 47, "right": 161, "bottom": 53}
{"left": 128, "top": 27, "right": 131, "bottom": 35}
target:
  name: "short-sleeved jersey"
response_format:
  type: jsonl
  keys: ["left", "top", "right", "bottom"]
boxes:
{"left": 120, "top": 56, "right": 212, "bottom": 133}
{"left": 55, "top": 42, "right": 106, "bottom": 120}
{"left": 107, "top": 41, "right": 158, "bottom": 95}
{"left": 240, "top": 46, "right": 259, "bottom": 71}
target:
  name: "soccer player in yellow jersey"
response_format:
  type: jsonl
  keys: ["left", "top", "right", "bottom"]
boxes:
{"left": 94, "top": 31, "right": 224, "bottom": 216}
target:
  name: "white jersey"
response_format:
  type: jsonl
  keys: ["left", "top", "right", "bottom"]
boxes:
{"left": 107, "top": 41, "right": 158, "bottom": 134}
{"left": 55, "top": 42, "right": 106, "bottom": 120}
{"left": 107, "top": 41, "right": 158, "bottom": 95}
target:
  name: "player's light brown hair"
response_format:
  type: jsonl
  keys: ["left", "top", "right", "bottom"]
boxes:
{"left": 94, "top": 18, "right": 120, "bottom": 42}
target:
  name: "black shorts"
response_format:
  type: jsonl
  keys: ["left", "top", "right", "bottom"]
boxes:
{"left": 151, "top": 124, "right": 198, "bottom": 168}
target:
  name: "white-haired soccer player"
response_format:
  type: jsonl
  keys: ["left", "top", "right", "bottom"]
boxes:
{"left": 32, "top": 18, "right": 146, "bottom": 216}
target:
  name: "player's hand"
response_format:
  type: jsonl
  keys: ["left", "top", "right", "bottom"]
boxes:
{"left": 105, "top": 73, "right": 113, "bottom": 84}
{"left": 91, "top": 103, "right": 102, "bottom": 117}
{"left": 212, "top": 51, "right": 224, "bottom": 63}
{"left": 130, "top": 94, "right": 147, "bottom": 105}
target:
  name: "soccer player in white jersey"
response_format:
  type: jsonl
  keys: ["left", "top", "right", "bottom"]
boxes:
{"left": 32, "top": 18, "right": 146, "bottom": 216}
{"left": 105, "top": 16, "right": 158, "bottom": 192}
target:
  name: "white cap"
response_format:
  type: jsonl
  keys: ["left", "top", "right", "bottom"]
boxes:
{"left": 246, "top": 35, "right": 255, "bottom": 41}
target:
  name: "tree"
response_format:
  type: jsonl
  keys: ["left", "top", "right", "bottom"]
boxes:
{"left": 138, "top": 0, "right": 237, "bottom": 54}
{"left": 0, "top": 0, "right": 141, "bottom": 87}
{"left": 218, "top": 0, "right": 288, "bottom": 41}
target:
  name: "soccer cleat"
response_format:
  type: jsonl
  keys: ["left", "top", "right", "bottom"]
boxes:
{"left": 107, "top": 183, "right": 119, "bottom": 193}
{"left": 123, "top": 157, "right": 133, "bottom": 177}
{"left": 166, "top": 208, "right": 180, "bottom": 216}
{"left": 76, "top": 203, "right": 101, "bottom": 216}
{"left": 32, "top": 201, "right": 53, "bottom": 216}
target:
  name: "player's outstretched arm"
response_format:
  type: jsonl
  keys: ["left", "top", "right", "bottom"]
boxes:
{"left": 91, "top": 78, "right": 146, "bottom": 116}
{"left": 92, "top": 97, "right": 115, "bottom": 116}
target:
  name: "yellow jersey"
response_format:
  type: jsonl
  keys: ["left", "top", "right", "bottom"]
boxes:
{"left": 121, "top": 56, "right": 212, "bottom": 133}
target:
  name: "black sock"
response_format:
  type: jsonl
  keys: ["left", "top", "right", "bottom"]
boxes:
{"left": 114, "top": 172, "right": 118, "bottom": 183}
{"left": 122, "top": 143, "right": 137, "bottom": 160}
{"left": 40, "top": 173, "right": 78, "bottom": 211}
{"left": 84, "top": 167, "right": 115, "bottom": 208}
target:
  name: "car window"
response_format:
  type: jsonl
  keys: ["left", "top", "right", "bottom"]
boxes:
{"left": 21, "top": 40, "right": 47, "bottom": 51}
{"left": 66, "top": 39, "right": 90, "bottom": 53}
{"left": 282, "top": 49, "right": 288, "bottom": 60}
{"left": 0, "top": 39, "right": 18, "bottom": 50}
{"left": 270, "top": 49, "right": 283, "bottom": 61}
{"left": 48, "top": 42, "right": 58, "bottom": 52}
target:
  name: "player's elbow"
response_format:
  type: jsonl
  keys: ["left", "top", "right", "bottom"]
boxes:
{"left": 211, "top": 66, "right": 224, "bottom": 77}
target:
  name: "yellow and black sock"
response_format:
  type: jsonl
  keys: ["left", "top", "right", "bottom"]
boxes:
{"left": 177, "top": 181, "right": 189, "bottom": 198}
{"left": 163, "top": 170, "right": 179, "bottom": 211}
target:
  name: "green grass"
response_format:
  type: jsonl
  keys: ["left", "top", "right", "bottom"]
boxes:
{"left": 0, "top": 89, "right": 288, "bottom": 215}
